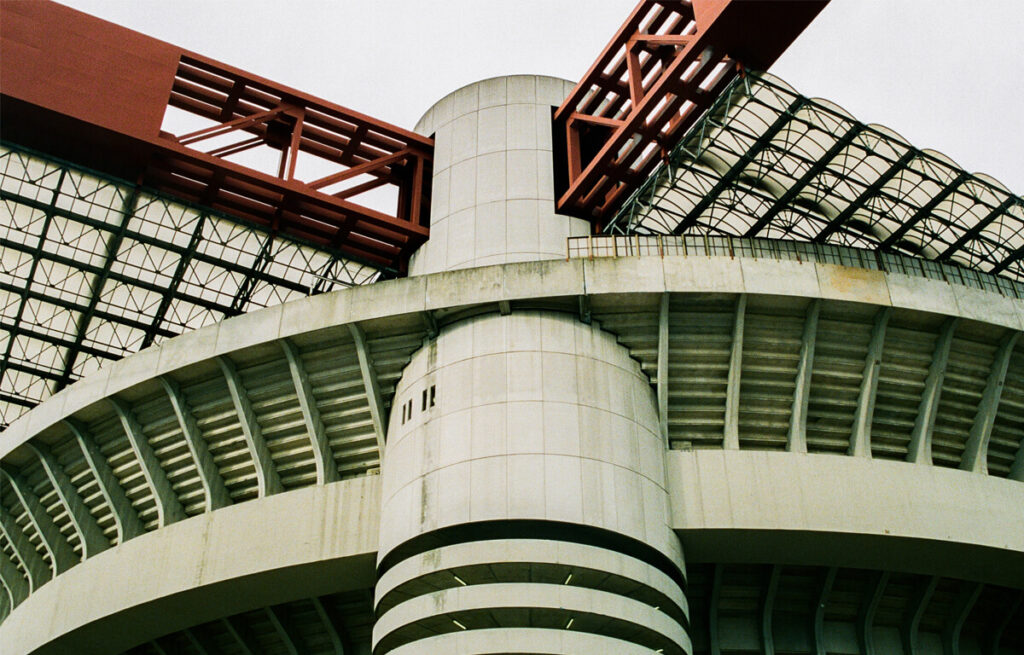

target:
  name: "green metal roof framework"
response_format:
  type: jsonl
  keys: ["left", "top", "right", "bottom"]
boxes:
{"left": 0, "top": 144, "right": 386, "bottom": 429}
{"left": 611, "top": 72, "right": 1024, "bottom": 283}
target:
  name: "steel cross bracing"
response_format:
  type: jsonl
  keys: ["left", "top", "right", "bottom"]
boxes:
{"left": 610, "top": 72, "right": 1024, "bottom": 284}
{"left": 0, "top": 1, "right": 433, "bottom": 273}
{"left": 553, "top": 0, "right": 829, "bottom": 225}
{"left": 0, "top": 145, "right": 383, "bottom": 430}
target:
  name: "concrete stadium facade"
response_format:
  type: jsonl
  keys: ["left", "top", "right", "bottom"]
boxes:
{"left": 1, "top": 75, "right": 1023, "bottom": 655}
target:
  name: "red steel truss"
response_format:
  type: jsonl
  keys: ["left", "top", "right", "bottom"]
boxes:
{"left": 554, "top": 0, "right": 829, "bottom": 226}
{"left": 0, "top": 1, "right": 431, "bottom": 272}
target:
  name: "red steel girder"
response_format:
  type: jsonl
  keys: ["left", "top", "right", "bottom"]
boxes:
{"left": 554, "top": 0, "right": 829, "bottom": 226}
{"left": 0, "top": 0, "right": 432, "bottom": 273}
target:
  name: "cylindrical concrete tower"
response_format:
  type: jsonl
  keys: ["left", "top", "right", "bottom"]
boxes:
{"left": 373, "top": 77, "right": 690, "bottom": 653}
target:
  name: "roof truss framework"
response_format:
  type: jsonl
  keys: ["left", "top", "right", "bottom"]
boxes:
{"left": 553, "top": 0, "right": 828, "bottom": 224}
{"left": 0, "top": 145, "right": 383, "bottom": 430}
{"left": 612, "top": 72, "right": 1024, "bottom": 283}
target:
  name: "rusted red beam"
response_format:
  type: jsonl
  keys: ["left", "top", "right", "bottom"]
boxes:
{"left": 554, "top": 0, "right": 829, "bottom": 226}
{"left": 0, "top": 0, "right": 432, "bottom": 272}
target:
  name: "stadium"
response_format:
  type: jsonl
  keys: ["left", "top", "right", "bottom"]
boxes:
{"left": 1, "top": 1, "right": 1022, "bottom": 654}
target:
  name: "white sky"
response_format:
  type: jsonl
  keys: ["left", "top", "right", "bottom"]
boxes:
{"left": 58, "top": 0, "right": 1024, "bottom": 192}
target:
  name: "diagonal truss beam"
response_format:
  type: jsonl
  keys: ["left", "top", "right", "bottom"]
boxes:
{"left": 348, "top": 323, "right": 388, "bottom": 455}
{"left": 27, "top": 442, "right": 110, "bottom": 558}
{"left": 554, "top": 0, "right": 829, "bottom": 223}
{"left": 0, "top": 466, "right": 78, "bottom": 574}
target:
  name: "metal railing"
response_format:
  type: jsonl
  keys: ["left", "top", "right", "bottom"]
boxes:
{"left": 567, "top": 235, "right": 1024, "bottom": 300}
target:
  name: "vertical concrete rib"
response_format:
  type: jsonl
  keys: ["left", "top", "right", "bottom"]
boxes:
{"left": 348, "top": 323, "right": 388, "bottom": 454}
{"left": 27, "top": 442, "right": 109, "bottom": 558}
{"left": 858, "top": 571, "right": 888, "bottom": 655}
{"left": 64, "top": 418, "right": 143, "bottom": 542}
{"left": 110, "top": 397, "right": 186, "bottom": 527}
{"left": 0, "top": 550, "right": 29, "bottom": 605}
{"left": 812, "top": 567, "right": 837, "bottom": 655}
{"left": 311, "top": 596, "right": 348, "bottom": 654}
{"left": 723, "top": 294, "right": 746, "bottom": 450}
{"left": 221, "top": 617, "right": 257, "bottom": 655}
{"left": 1011, "top": 443, "right": 1024, "bottom": 482}
{"left": 944, "top": 582, "right": 982, "bottom": 655}
{"left": 160, "top": 376, "right": 232, "bottom": 512}
{"left": 788, "top": 300, "right": 820, "bottom": 453}
{"left": 0, "top": 467, "right": 77, "bottom": 574}
{"left": 658, "top": 292, "right": 670, "bottom": 446}
{"left": 0, "top": 572, "right": 11, "bottom": 620}
{"left": 908, "top": 318, "right": 959, "bottom": 464}
{"left": 761, "top": 565, "right": 781, "bottom": 655}
{"left": 709, "top": 564, "right": 723, "bottom": 655}
{"left": 901, "top": 575, "right": 938, "bottom": 655}
{"left": 990, "top": 591, "right": 1023, "bottom": 655}
{"left": 217, "top": 355, "right": 283, "bottom": 497}
{"left": 266, "top": 606, "right": 300, "bottom": 655}
{"left": 281, "top": 339, "right": 339, "bottom": 485}
{"left": 849, "top": 307, "right": 891, "bottom": 457}
{"left": 184, "top": 628, "right": 212, "bottom": 655}
{"left": 961, "top": 331, "right": 1019, "bottom": 473}
{"left": 0, "top": 504, "right": 49, "bottom": 591}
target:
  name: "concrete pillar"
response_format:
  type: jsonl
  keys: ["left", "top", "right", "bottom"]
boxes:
{"left": 373, "top": 311, "right": 688, "bottom": 654}
{"left": 408, "top": 75, "right": 591, "bottom": 275}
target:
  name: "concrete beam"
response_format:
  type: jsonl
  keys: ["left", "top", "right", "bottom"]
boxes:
{"left": 0, "top": 549, "right": 29, "bottom": 606}
{"left": 849, "top": 307, "right": 891, "bottom": 457}
{"left": 221, "top": 617, "right": 257, "bottom": 655}
{"left": 217, "top": 356, "right": 283, "bottom": 497}
{"left": 857, "top": 571, "right": 888, "bottom": 655}
{"left": 724, "top": 294, "right": 746, "bottom": 450}
{"left": 657, "top": 293, "right": 670, "bottom": 447}
{"left": 709, "top": 564, "right": 722, "bottom": 655}
{"left": 961, "top": 332, "right": 1019, "bottom": 473}
{"left": 908, "top": 318, "right": 959, "bottom": 464}
{"left": 311, "top": 596, "right": 347, "bottom": 655}
{"left": 160, "top": 376, "right": 232, "bottom": 512}
{"left": 0, "top": 467, "right": 77, "bottom": 574}
{"left": 281, "top": 339, "right": 339, "bottom": 485}
{"left": 64, "top": 419, "right": 143, "bottom": 543}
{"left": 0, "top": 503, "right": 49, "bottom": 592}
{"left": 788, "top": 299, "right": 820, "bottom": 453}
{"left": 266, "top": 605, "right": 300, "bottom": 655}
{"left": 348, "top": 323, "right": 388, "bottom": 455}
{"left": 110, "top": 397, "right": 186, "bottom": 527}
{"left": 943, "top": 581, "right": 982, "bottom": 655}
{"left": 27, "top": 442, "right": 109, "bottom": 559}
{"left": 901, "top": 576, "right": 938, "bottom": 655}
{"left": 761, "top": 564, "right": 781, "bottom": 655}
{"left": 812, "top": 567, "right": 837, "bottom": 655}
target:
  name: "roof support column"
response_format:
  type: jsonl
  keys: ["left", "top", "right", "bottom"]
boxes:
{"left": 724, "top": 294, "right": 746, "bottom": 449}
{"left": 788, "top": 300, "right": 820, "bottom": 453}
{"left": 657, "top": 293, "right": 670, "bottom": 447}
{"left": 0, "top": 467, "right": 77, "bottom": 574}
{"left": 160, "top": 376, "right": 232, "bottom": 511}
{"left": 990, "top": 591, "right": 1023, "bottom": 655}
{"left": 909, "top": 319, "right": 959, "bottom": 464}
{"left": 348, "top": 323, "right": 388, "bottom": 455}
{"left": 281, "top": 339, "right": 339, "bottom": 485}
{"left": 849, "top": 307, "right": 890, "bottom": 457}
{"left": 221, "top": 617, "right": 258, "bottom": 655}
{"left": 65, "top": 419, "right": 143, "bottom": 542}
{"left": 27, "top": 442, "right": 109, "bottom": 558}
{"left": 217, "top": 356, "right": 283, "bottom": 496}
{"left": 266, "top": 606, "right": 301, "bottom": 655}
{"left": 961, "top": 332, "right": 1019, "bottom": 473}
{"left": 110, "top": 397, "right": 186, "bottom": 526}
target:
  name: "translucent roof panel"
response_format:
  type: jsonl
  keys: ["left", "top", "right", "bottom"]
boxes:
{"left": 612, "top": 72, "right": 1024, "bottom": 282}
{"left": 0, "top": 144, "right": 386, "bottom": 429}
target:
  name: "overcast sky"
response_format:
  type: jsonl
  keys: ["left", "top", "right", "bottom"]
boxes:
{"left": 58, "top": 0, "right": 1024, "bottom": 192}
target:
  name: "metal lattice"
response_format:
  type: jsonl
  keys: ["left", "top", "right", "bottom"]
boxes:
{"left": 611, "top": 72, "right": 1024, "bottom": 283}
{"left": 0, "top": 143, "right": 386, "bottom": 430}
